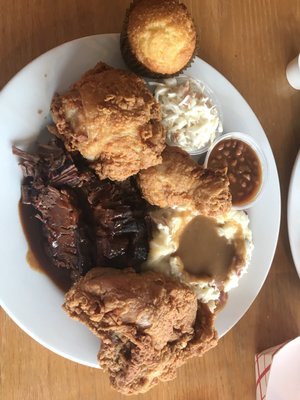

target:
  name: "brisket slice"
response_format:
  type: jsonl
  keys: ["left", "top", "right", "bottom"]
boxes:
{"left": 81, "top": 175, "right": 150, "bottom": 269}
{"left": 12, "top": 140, "right": 82, "bottom": 188}
{"left": 33, "top": 186, "right": 92, "bottom": 275}
{"left": 13, "top": 138, "right": 150, "bottom": 278}
{"left": 13, "top": 141, "right": 93, "bottom": 274}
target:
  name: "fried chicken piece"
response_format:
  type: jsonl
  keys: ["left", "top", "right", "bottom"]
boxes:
{"left": 63, "top": 267, "right": 217, "bottom": 395}
{"left": 50, "top": 62, "right": 166, "bottom": 181}
{"left": 138, "top": 146, "right": 232, "bottom": 217}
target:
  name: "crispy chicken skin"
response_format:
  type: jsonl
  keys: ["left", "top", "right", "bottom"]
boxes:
{"left": 50, "top": 62, "right": 166, "bottom": 181}
{"left": 138, "top": 146, "right": 232, "bottom": 217}
{"left": 63, "top": 267, "right": 217, "bottom": 395}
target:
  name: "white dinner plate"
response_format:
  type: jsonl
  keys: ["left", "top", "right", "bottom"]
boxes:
{"left": 288, "top": 150, "right": 300, "bottom": 277}
{"left": 0, "top": 34, "right": 281, "bottom": 368}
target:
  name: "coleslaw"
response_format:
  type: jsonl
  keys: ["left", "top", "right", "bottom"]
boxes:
{"left": 149, "top": 76, "right": 223, "bottom": 153}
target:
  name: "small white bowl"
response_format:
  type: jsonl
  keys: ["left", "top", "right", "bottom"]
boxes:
{"left": 204, "top": 132, "right": 268, "bottom": 210}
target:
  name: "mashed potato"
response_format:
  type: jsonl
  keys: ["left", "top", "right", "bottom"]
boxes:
{"left": 144, "top": 207, "right": 254, "bottom": 311}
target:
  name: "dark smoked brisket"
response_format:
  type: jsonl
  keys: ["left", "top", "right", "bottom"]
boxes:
{"left": 34, "top": 186, "right": 92, "bottom": 276}
{"left": 13, "top": 139, "right": 150, "bottom": 280}
{"left": 83, "top": 176, "right": 150, "bottom": 269}
{"left": 13, "top": 141, "right": 92, "bottom": 275}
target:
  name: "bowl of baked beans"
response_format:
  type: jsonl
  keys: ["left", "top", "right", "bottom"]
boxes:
{"left": 204, "top": 132, "right": 268, "bottom": 209}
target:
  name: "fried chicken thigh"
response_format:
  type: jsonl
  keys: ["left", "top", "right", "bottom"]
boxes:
{"left": 50, "top": 62, "right": 165, "bottom": 181}
{"left": 138, "top": 146, "right": 232, "bottom": 217}
{"left": 63, "top": 267, "right": 217, "bottom": 395}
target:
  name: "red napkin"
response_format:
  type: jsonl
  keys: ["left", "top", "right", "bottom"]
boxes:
{"left": 255, "top": 341, "right": 288, "bottom": 399}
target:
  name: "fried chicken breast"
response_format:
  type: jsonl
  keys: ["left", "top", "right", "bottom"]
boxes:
{"left": 138, "top": 146, "right": 232, "bottom": 217}
{"left": 50, "top": 62, "right": 166, "bottom": 181}
{"left": 63, "top": 267, "right": 217, "bottom": 395}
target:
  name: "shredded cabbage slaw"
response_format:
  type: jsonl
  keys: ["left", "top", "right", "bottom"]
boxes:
{"left": 149, "top": 77, "right": 222, "bottom": 153}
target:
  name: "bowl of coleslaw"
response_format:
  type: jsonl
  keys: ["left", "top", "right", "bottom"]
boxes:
{"left": 148, "top": 75, "right": 223, "bottom": 156}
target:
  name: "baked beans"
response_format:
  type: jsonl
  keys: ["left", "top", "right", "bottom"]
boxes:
{"left": 207, "top": 139, "right": 262, "bottom": 206}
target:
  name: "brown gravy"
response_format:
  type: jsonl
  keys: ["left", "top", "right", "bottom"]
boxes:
{"left": 19, "top": 202, "right": 72, "bottom": 292}
{"left": 175, "top": 216, "right": 235, "bottom": 282}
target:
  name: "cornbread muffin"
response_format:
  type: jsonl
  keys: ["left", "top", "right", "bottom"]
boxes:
{"left": 121, "top": 0, "right": 197, "bottom": 77}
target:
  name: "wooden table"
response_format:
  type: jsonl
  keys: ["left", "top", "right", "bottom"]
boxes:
{"left": 1, "top": 1, "right": 300, "bottom": 399}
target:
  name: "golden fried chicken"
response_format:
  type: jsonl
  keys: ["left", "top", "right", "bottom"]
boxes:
{"left": 138, "top": 146, "right": 232, "bottom": 217}
{"left": 63, "top": 267, "right": 217, "bottom": 395}
{"left": 50, "top": 62, "right": 165, "bottom": 181}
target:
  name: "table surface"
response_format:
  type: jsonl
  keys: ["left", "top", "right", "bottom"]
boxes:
{"left": 1, "top": 1, "right": 300, "bottom": 399}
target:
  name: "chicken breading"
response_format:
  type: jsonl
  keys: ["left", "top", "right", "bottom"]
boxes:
{"left": 50, "top": 62, "right": 166, "bottom": 181}
{"left": 63, "top": 267, "right": 217, "bottom": 395}
{"left": 138, "top": 146, "right": 232, "bottom": 217}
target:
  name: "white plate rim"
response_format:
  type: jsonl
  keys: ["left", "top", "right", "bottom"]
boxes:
{"left": 287, "top": 150, "right": 300, "bottom": 277}
{"left": 0, "top": 33, "right": 281, "bottom": 367}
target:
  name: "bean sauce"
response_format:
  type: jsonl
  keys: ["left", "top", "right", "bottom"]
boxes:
{"left": 207, "top": 138, "right": 262, "bottom": 206}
